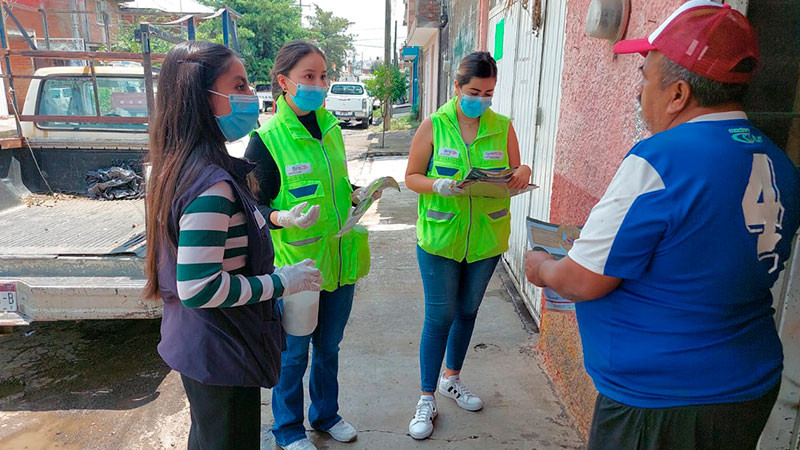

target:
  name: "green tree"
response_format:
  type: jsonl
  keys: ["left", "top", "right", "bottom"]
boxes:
{"left": 364, "top": 63, "right": 408, "bottom": 105}
{"left": 200, "top": 0, "right": 306, "bottom": 83}
{"left": 365, "top": 63, "right": 408, "bottom": 135}
{"left": 306, "top": 6, "right": 354, "bottom": 79}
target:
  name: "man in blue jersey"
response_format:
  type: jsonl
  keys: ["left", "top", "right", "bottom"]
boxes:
{"left": 525, "top": 1, "right": 800, "bottom": 449}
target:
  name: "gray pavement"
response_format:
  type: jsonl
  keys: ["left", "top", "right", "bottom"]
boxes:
{"left": 259, "top": 155, "right": 583, "bottom": 449}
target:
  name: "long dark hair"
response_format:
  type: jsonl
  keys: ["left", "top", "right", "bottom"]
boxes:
{"left": 455, "top": 51, "right": 498, "bottom": 87}
{"left": 144, "top": 41, "right": 237, "bottom": 300}
{"left": 270, "top": 40, "right": 326, "bottom": 99}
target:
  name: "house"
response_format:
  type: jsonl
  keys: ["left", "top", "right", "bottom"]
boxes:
{"left": 2, "top": 0, "right": 133, "bottom": 113}
{"left": 404, "top": 0, "right": 800, "bottom": 446}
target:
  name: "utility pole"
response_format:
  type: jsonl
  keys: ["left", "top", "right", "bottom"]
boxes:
{"left": 383, "top": 0, "right": 391, "bottom": 139}
{"left": 393, "top": 20, "right": 398, "bottom": 66}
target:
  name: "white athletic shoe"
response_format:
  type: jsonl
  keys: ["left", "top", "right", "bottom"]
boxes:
{"left": 438, "top": 373, "right": 484, "bottom": 411}
{"left": 281, "top": 438, "right": 317, "bottom": 450}
{"left": 408, "top": 396, "right": 437, "bottom": 440}
{"left": 324, "top": 419, "right": 357, "bottom": 442}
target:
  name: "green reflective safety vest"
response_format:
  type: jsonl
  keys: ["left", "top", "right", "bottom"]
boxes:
{"left": 417, "top": 97, "right": 512, "bottom": 263}
{"left": 253, "top": 95, "right": 370, "bottom": 292}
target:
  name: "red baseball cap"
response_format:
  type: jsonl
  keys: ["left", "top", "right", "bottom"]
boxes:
{"left": 613, "top": 0, "right": 759, "bottom": 84}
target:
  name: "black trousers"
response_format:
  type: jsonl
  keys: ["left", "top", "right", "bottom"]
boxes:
{"left": 588, "top": 382, "right": 780, "bottom": 450}
{"left": 181, "top": 374, "right": 261, "bottom": 450}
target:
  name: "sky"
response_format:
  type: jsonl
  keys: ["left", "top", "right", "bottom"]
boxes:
{"left": 300, "top": 0, "right": 409, "bottom": 62}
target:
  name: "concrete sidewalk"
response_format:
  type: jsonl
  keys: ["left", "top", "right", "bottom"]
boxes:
{"left": 363, "top": 129, "right": 416, "bottom": 158}
{"left": 261, "top": 156, "right": 584, "bottom": 449}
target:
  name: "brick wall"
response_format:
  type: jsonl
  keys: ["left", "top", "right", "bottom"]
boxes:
{"left": 3, "top": 0, "right": 124, "bottom": 111}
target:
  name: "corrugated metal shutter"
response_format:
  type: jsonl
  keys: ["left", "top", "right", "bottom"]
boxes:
{"left": 489, "top": 0, "right": 567, "bottom": 325}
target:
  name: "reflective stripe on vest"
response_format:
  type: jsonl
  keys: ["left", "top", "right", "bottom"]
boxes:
{"left": 253, "top": 95, "right": 370, "bottom": 291}
{"left": 417, "top": 96, "right": 512, "bottom": 262}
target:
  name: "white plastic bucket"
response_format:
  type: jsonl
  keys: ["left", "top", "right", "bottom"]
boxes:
{"left": 281, "top": 290, "right": 320, "bottom": 336}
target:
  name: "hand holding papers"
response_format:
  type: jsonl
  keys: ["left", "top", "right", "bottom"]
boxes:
{"left": 526, "top": 217, "right": 582, "bottom": 311}
{"left": 455, "top": 167, "right": 538, "bottom": 198}
{"left": 335, "top": 177, "right": 401, "bottom": 238}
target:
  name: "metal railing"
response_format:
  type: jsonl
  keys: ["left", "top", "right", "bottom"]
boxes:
{"left": 0, "top": 1, "right": 242, "bottom": 139}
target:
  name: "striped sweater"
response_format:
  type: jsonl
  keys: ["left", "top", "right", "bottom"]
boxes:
{"left": 176, "top": 181, "right": 278, "bottom": 308}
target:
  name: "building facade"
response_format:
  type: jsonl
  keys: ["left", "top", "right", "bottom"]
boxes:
{"left": 3, "top": 0, "right": 130, "bottom": 113}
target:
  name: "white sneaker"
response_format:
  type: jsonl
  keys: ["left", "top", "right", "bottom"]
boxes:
{"left": 324, "top": 419, "right": 357, "bottom": 442}
{"left": 408, "top": 396, "right": 437, "bottom": 440}
{"left": 281, "top": 438, "right": 317, "bottom": 450}
{"left": 438, "top": 373, "right": 484, "bottom": 411}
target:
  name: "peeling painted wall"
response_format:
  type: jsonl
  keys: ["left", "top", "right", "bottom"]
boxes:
{"left": 441, "top": 0, "right": 481, "bottom": 100}
{"left": 541, "top": 0, "right": 684, "bottom": 439}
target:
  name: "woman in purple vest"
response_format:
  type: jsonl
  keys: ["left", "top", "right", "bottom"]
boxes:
{"left": 144, "top": 41, "right": 323, "bottom": 450}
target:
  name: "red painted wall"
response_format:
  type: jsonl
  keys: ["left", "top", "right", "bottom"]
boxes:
{"left": 539, "top": 0, "right": 683, "bottom": 439}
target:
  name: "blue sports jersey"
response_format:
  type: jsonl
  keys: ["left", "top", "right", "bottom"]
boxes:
{"left": 568, "top": 114, "right": 800, "bottom": 408}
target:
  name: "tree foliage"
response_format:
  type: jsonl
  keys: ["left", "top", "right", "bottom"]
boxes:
{"left": 365, "top": 63, "right": 408, "bottom": 105}
{"left": 200, "top": 0, "right": 306, "bottom": 83}
{"left": 111, "top": 1, "right": 357, "bottom": 84}
{"left": 306, "top": 6, "right": 354, "bottom": 79}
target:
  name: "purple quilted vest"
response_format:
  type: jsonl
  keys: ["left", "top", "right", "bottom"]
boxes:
{"left": 156, "top": 156, "right": 283, "bottom": 387}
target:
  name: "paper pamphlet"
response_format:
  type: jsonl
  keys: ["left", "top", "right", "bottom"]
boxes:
{"left": 526, "top": 217, "right": 582, "bottom": 311}
{"left": 335, "top": 176, "right": 401, "bottom": 238}
{"left": 455, "top": 167, "right": 537, "bottom": 198}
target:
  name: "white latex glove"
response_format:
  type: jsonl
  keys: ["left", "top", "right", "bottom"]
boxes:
{"left": 275, "top": 259, "right": 323, "bottom": 296}
{"left": 432, "top": 178, "right": 465, "bottom": 197}
{"left": 276, "top": 202, "right": 320, "bottom": 229}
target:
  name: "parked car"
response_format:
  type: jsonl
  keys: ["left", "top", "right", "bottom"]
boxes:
{"left": 255, "top": 83, "right": 273, "bottom": 112}
{"left": 326, "top": 82, "right": 373, "bottom": 129}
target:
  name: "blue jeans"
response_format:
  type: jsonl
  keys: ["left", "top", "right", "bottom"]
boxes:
{"left": 417, "top": 245, "right": 500, "bottom": 393}
{"left": 271, "top": 284, "right": 355, "bottom": 447}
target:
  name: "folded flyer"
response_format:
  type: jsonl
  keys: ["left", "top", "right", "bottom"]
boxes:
{"left": 335, "top": 176, "right": 401, "bottom": 238}
{"left": 455, "top": 167, "right": 537, "bottom": 198}
{"left": 526, "top": 217, "right": 582, "bottom": 311}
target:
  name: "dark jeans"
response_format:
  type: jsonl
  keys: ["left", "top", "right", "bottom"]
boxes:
{"left": 416, "top": 245, "right": 500, "bottom": 393}
{"left": 271, "top": 284, "right": 356, "bottom": 447}
{"left": 588, "top": 382, "right": 780, "bottom": 450}
{"left": 180, "top": 374, "right": 261, "bottom": 450}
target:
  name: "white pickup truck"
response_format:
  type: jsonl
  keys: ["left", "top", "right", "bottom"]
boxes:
{"left": 255, "top": 82, "right": 273, "bottom": 112}
{"left": 326, "top": 82, "right": 373, "bottom": 129}
{"left": 0, "top": 65, "right": 254, "bottom": 327}
{"left": 0, "top": 66, "right": 157, "bottom": 327}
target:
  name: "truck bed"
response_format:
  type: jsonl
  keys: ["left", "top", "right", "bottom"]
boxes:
{"left": 0, "top": 195, "right": 145, "bottom": 256}
{"left": 0, "top": 195, "right": 155, "bottom": 325}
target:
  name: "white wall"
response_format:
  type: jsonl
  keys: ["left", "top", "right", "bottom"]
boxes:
{"left": 420, "top": 32, "right": 439, "bottom": 119}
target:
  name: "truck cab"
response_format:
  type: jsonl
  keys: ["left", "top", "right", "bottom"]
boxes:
{"left": 255, "top": 83, "right": 273, "bottom": 112}
{"left": 326, "top": 82, "right": 373, "bottom": 129}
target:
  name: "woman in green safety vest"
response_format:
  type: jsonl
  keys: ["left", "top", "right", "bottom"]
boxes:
{"left": 404, "top": 51, "right": 532, "bottom": 440}
{"left": 245, "top": 40, "right": 372, "bottom": 450}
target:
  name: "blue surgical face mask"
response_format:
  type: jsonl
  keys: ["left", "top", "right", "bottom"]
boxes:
{"left": 286, "top": 78, "right": 328, "bottom": 112}
{"left": 209, "top": 90, "right": 260, "bottom": 142}
{"left": 460, "top": 93, "right": 493, "bottom": 118}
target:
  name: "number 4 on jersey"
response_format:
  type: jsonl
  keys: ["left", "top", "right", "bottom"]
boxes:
{"left": 742, "top": 154, "right": 785, "bottom": 273}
